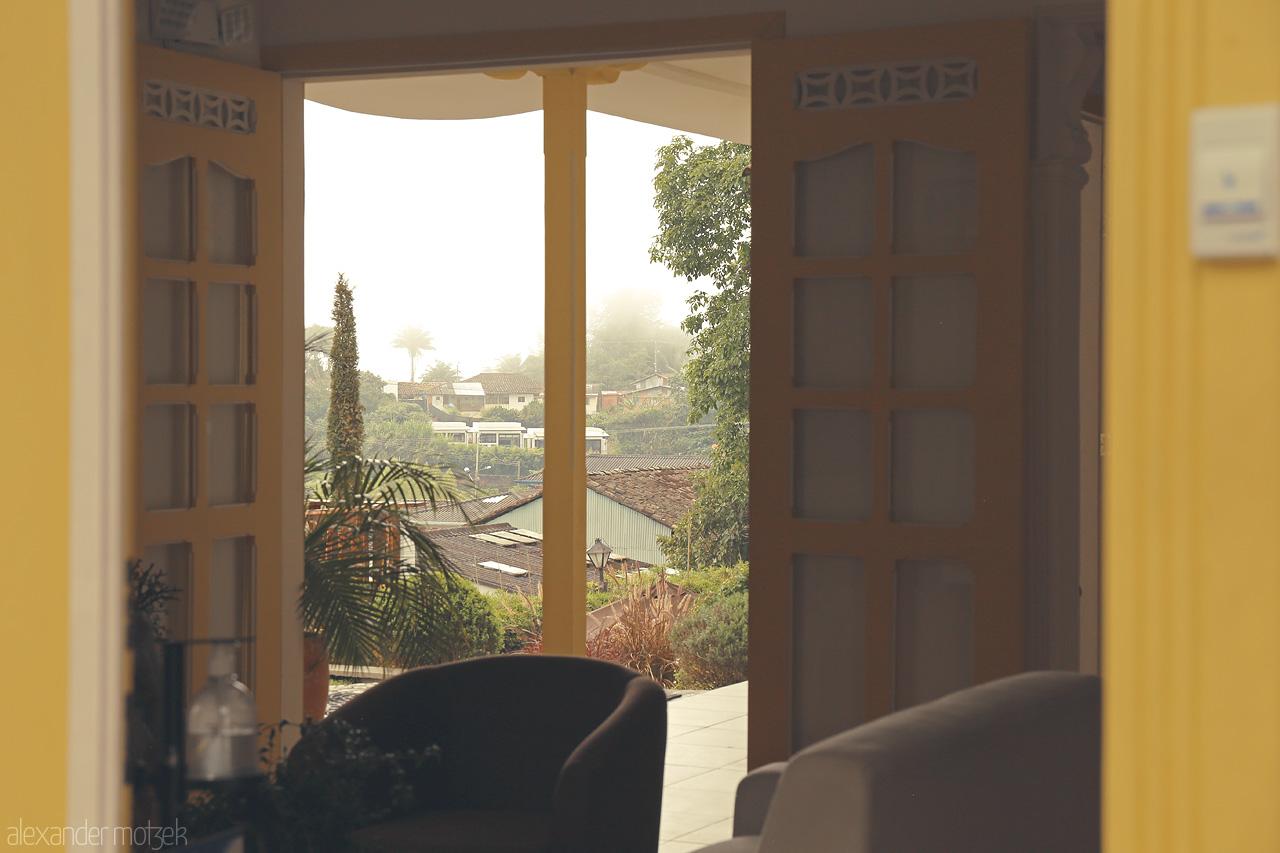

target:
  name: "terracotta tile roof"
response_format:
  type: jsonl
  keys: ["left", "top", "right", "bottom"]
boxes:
{"left": 407, "top": 491, "right": 539, "bottom": 527}
{"left": 586, "top": 468, "right": 701, "bottom": 528}
{"left": 397, "top": 381, "right": 445, "bottom": 399}
{"left": 462, "top": 372, "right": 545, "bottom": 395}
{"left": 522, "top": 454, "right": 709, "bottom": 484}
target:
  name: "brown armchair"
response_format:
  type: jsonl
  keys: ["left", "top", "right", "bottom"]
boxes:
{"left": 317, "top": 654, "right": 667, "bottom": 853}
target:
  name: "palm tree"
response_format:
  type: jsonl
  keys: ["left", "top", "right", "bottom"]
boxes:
{"left": 391, "top": 324, "right": 435, "bottom": 382}
{"left": 302, "top": 446, "right": 468, "bottom": 667}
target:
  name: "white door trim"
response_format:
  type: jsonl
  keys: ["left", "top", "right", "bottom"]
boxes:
{"left": 67, "top": 0, "right": 128, "bottom": 839}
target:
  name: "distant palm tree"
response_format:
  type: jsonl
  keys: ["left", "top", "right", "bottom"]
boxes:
{"left": 391, "top": 324, "right": 435, "bottom": 381}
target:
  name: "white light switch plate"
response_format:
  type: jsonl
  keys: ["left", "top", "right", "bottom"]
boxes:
{"left": 1190, "top": 103, "right": 1280, "bottom": 259}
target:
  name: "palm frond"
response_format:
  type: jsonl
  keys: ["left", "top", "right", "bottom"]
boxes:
{"left": 302, "top": 448, "right": 468, "bottom": 666}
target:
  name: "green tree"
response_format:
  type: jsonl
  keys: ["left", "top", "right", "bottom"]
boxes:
{"left": 650, "top": 136, "right": 752, "bottom": 568}
{"left": 360, "top": 370, "right": 394, "bottom": 415}
{"left": 479, "top": 405, "right": 523, "bottom": 423}
{"left": 326, "top": 274, "right": 365, "bottom": 459}
{"left": 520, "top": 398, "right": 546, "bottom": 428}
{"left": 516, "top": 338, "right": 546, "bottom": 385}
{"left": 391, "top": 324, "right": 435, "bottom": 382}
{"left": 587, "top": 391, "right": 715, "bottom": 456}
{"left": 420, "top": 359, "right": 462, "bottom": 383}
{"left": 489, "top": 352, "right": 526, "bottom": 374}
{"left": 586, "top": 287, "right": 689, "bottom": 390}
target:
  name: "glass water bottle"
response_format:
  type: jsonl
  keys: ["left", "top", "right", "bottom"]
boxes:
{"left": 186, "top": 642, "right": 259, "bottom": 781}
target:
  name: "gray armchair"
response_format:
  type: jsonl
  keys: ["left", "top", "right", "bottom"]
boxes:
{"left": 698, "top": 671, "right": 1101, "bottom": 853}
{"left": 318, "top": 655, "right": 668, "bottom": 853}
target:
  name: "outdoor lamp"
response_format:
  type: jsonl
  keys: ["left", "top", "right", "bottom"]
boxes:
{"left": 587, "top": 538, "right": 613, "bottom": 590}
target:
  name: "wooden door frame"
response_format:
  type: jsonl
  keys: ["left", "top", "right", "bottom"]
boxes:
{"left": 259, "top": 9, "right": 1096, "bottom": 767}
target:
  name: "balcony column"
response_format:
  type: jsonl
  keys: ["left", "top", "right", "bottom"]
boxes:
{"left": 540, "top": 68, "right": 590, "bottom": 655}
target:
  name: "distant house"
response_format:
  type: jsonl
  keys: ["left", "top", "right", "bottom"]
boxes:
{"left": 396, "top": 381, "right": 484, "bottom": 415}
{"left": 432, "top": 421, "right": 469, "bottom": 443}
{"left": 614, "top": 373, "right": 674, "bottom": 408}
{"left": 462, "top": 372, "right": 545, "bottom": 411}
{"left": 470, "top": 422, "right": 524, "bottom": 447}
{"left": 522, "top": 426, "right": 611, "bottom": 454}
{"left": 475, "top": 466, "right": 702, "bottom": 565}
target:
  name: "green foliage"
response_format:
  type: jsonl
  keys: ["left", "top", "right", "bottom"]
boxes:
{"left": 586, "top": 581, "right": 620, "bottom": 613}
{"left": 671, "top": 590, "right": 748, "bottom": 690}
{"left": 479, "top": 405, "right": 523, "bottom": 423}
{"left": 489, "top": 352, "right": 526, "bottom": 373}
{"left": 360, "top": 370, "right": 393, "bottom": 415}
{"left": 419, "top": 359, "right": 462, "bottom": 383}
{"left": 651, "top": 136, "right": 752, "bottom": 569}
{"left": 303, "top": 448, "right": 464, "bottom": 667}
{"left": 518, "top": 349, "right": 545, "bottom": 385}
{"left": 520, "top": 398, "right": 545, "bottom": 428}
{"left": 660, "top": 445, "right": 749, "bottom": 569}
{"left": 669, "top": 561, "right": 749, "bottom": 599}
{"left": 398, "top": 574, "right": 502, "bottom": 666}
{"left": 587, "top": 392, "right": 715, "bottom": 456}
{"left": 489, "top": 590, "right": 542, "bottom": 653}
{"left": 391, "top": 324, "right": 435, "bottom": 382}
{"left": 326, "top": 274, "right": 365, "bottom": 459}
{"left": 180, "top": 718, "right": 438, "bottom": 852}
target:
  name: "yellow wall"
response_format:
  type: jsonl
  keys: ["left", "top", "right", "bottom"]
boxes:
{"left": 0, "top": 4, "right": 72, "bottom": 839}
{"left": 1105, "top": 0, "right": 1280, "bottom": 849}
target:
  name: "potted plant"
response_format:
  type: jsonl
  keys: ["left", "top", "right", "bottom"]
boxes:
{"left": 301, "top": 446, "right": 466, "bottom": 719}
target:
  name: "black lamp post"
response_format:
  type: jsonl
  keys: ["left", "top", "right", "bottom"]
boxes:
{"left": 586, "top": 538, "right": 613, "bottom": 591}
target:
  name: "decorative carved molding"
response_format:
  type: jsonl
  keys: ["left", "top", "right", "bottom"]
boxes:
{"left": 794, "top": 57, "right": 977, "bottom": 110}
{"left": 142, "top": 79, "right": 256, "bottom": 134}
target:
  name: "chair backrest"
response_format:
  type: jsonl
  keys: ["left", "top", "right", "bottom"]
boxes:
{"left": 758, "top": 671, "right": 1101, "bottom": 853}
{"left": 327, "top": 655, "right": 643, "bottom": 812}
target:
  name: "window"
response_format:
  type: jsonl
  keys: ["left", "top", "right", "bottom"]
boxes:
{"left": 498, "top": 433, "right": 520, "bottom": 447}
{"left": 587, "top": 439, "right": 602, "bottom": 453}
{"left": 518, "top": 396, "right": 526, "bottom": 403}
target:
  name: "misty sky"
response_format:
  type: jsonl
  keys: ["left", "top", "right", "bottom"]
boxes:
{"left": 304, "top": 100, "right": 719, "bottom": 383}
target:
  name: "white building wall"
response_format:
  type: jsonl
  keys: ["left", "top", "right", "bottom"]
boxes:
{"left": 485, "top": 491, "right": 673, "bottom": 565}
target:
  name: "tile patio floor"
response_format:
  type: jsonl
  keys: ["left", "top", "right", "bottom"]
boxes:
{"left": 659, "top": 680, "right": 748, "bottom": 851}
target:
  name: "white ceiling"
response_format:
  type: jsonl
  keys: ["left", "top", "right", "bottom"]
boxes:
{"left": 305, "top": 53, "right": 752, "bottom": 143}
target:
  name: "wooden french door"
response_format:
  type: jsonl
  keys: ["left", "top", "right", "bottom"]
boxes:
{"left": 135, "top": 44, "right": 286, "bottom": 723}
{"left": 750, "top": 19, "right": 1030, "bottom": 765}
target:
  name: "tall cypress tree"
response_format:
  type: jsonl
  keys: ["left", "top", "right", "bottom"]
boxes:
{"left": 326, "top": 273, "right": 364, "bottom": 458}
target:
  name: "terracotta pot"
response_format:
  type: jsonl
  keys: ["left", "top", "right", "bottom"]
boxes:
{"left": 303, "top": 632, "right": 329, "bottom": 722}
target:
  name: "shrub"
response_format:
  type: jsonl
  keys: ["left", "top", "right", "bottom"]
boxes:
{"left": 671, "top": 590, "right": 748, "bottom": 689}
{"left": 385, "top": 575, "right": 502, "bottom": 666}
{"left": 597, "top": 579, "right": 695, "bottom": 687}
{"left": 490, "top": 589, "right": 542, "bottom": 653}
{"left": 668, "top": 561, "right": 748, "bottom": 599}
